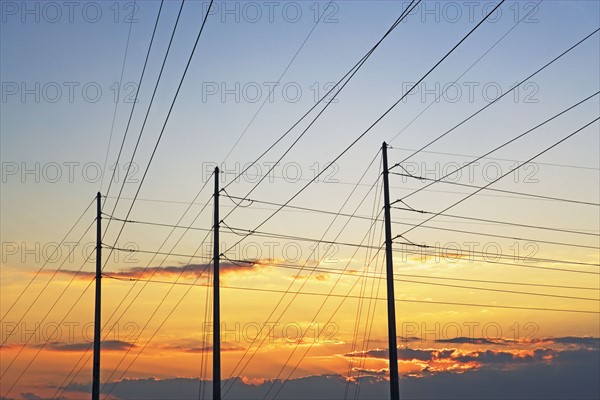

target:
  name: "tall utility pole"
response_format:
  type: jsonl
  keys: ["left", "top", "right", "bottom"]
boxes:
{"left": 213, "top": 167, "right": 221, "bottom": 400}
{"left": 92, "top": 192, "right": 102, "bottom": 400}
{"left": 382, "top": 143, "right": 400, "bottom": 400}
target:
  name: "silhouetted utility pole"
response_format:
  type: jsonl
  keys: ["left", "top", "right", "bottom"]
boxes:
{"left": 213, "top": 168, "right": 221, "bottom": 400}
{"left": 382, "top": 143, "right": 400, "bottom": 400}
{"left": 92, "top": 192, "right": 102, "bottom": 400}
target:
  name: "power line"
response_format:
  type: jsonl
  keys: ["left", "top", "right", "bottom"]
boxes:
{"left": 101, "top": 0, "right": 185, "bottom": 241}
{"left": 220, "top": 0, "right": 505, "bottom": 261}
{"left": 388, "top": 146, "right": 599, "bottom": 172}
{"left": 100, "top": 5, "right": 137, "bottom": 193}
{"left": 2, "top": 268, "right": 96, "bottom": 397}
{"left": 100, "top": 0, "right": 214, "bottom": 297}
{"left": 392, "top": 206, "right": 599, "bottom": 237}
{"left": 102, "top": 275, "right": 600, "bottom": 314}
{"left": 220, "top": 0, "right": 422, "bottom": 231}
{"left": 0, "top": 198, "right": 94, "bottom": 323}
{"left": 1, "top": 219, "right": 95, "bottom": 347}
{"left": 391, "top": 172, "right": 600, "bottom": 207}
{"left": 49, "top": 2, "right": 217, "bottom": 395}
{"left": 223, "top": 155, "right": 384, "bottom": 396}
{"left": 104, "top": 217, "right": 599, "bottom": 268}
{"left": 389, "top": 28, "right": 600, "bottom": 161}
{"left": 58, "top": 186, "right": 213, "bottom": 399}
{"left": 108, "top": 243, "right": 600, "bottom": 275}
{"left": 386, "top": 0, "right": 541, "bottom": 146}
{"left": 104, "top": 212, "right": 599, "bottom": 251}
{"left": 220, "top": 0, "right": 421, "bottom": 196}
{"left": 395, "top": 117, "right": 600, "bottom": 240}
{"left": 219, "top": 257, "right": 600, "bottom": 291}
{"left": 394, "top": 91, "right": 599, "bottom": 202}
{"left": 222, "top": 1, "right": 334, "bottom": 162}
{"left": 101, "top": 0, "right": 165, "bottom": 209}
{"left": 390, "top": 215, "right": 598, "bottom": 250}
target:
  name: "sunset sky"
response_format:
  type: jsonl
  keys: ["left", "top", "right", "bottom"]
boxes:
{"left": 1, "top": 1, "right": 599, "bottom": 399}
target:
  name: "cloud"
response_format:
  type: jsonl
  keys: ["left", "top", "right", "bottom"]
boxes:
{"left": 158, "top": 340, "right": 245, "bottom": 353}
{"left": 343, "top": 341, "right": 599, "bottom": 373}
{"left": 533, "top": 336, "right": 600, "bottom": 348}
{"left": 39, "top": 340, "right": 136, "bottom": 352}
{"left": 435, "top": 336, "right": 509, "bottom": 345}
{"left": 60, "top": 347, "right": 599, "bottom": 399}
{"left": 42, "top": 261, "right": 263, "bottom": 281}
{"left": 19, "top": 394, "right": 41, "bottom": 400}
{"left": 292, "top": 273, "right": 330, "bottom": 281}
{"left": 452, "top": 348, "right": 553, "bottom": 365}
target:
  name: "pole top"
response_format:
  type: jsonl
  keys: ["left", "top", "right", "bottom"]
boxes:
{"left": 382, "top": 141, "right": 388, "bottom": 148}
{"left": 97, "top": 191, "right": 101, "bottom": 198}
{"left": 215, "top": 166, "right": 219, "bottom": 173}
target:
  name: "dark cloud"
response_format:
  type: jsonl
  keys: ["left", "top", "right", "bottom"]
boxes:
{"left": 43, "top": 261, "right": 262, "bottom": 281}
{"left": 398, "top": 336, "right": 422, "bottom": 343}
{"left": 61, "top": 348, "right": 600, "bottom": 399}
{"left": 535, "top": 336, "right": 600, "bottom": 348}
{"left": 160, "top": 341, "right": 245, "bottom": 353}
{"left": 40, "top": 340, "right": 136, "bottom": 352}
{"left": 453, "top": 348, "right": 553, "bottom": 365}
{"left": 435, "top": 337, "right": 509, "bottom": 345}
{"left": 19, "top": 394, "right": 41, "bottom": 400}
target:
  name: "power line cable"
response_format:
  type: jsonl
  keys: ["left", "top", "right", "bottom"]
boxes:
{"left": 394, "top": 91, "right": 599, "bottom": 202}
{"left": 220, "top": 0, "right": 421, "bottom": 195}
{"left": 100, "top": 3, "right": 137, "bottom": 192}
{"left": 386, "top": 0, "right": 541, "bottom": 145}
{"left": 0, "top": 198, "right": 94, "bottom": 323}
{"left": 100, "top": 0, "right": 214, "bottom": 288}
{"left": 222, "top": 153, "right": 383, "bottom": 396}
{"left": 101, "top": 275, "right": 600, "bottom": 315}
{"left": 101, "top": 0, "right": 165, "bottom": 209}
{"left": 222, "top": 1, "right": 334, "bottom": 162}
{"left": 101, "top": 0, "right": 185, "bottom": 238}
{"left": 396, "top": 118, "right": 600, "bottom": 239}
{"left": 219, "top": 0, "right": 507, "bottom": 260}
{"left": 388, "top": 27, "right": 600, "bottom": 155}
{"left": 391, "top": 172, "right": 600, "bottom": 207}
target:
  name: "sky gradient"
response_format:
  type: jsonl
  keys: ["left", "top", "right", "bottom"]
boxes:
{"left": 1, "top": 1, "right": 599, "bottom": 399}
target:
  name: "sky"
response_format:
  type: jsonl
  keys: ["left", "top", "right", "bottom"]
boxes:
{"left": 1, "top": 0, "right": 599, "bottom": 399}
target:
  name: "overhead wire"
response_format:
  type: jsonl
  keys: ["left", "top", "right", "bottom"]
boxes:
{"left": 222, "top": 151, "right": 383, "bottom": 396}
{"left": 220, "top": 0, "right": 421, "bottom": 195}
{"left": 218, "top": 0, "right": 507, "bottom": 262}
{"left": 386, "top": 0, "right": 541, "bottom": 146}
{"left": 101, "top": 0, "right": 165, "bottom": 209}
{"left": 388, "top": 28, "right": 600, "bottom": 156}
{"left": 393, "top": 91, "right": 599, "bottom": 203}
{"left": 395, "top": 118, "right": 600, "bottom": 240}
{"left": 101, "top": 274, "right": 600, "bottom": 314}
{"left": 0, "top": 197, "right": 94, "bottom": 323}
{"left": 100, "top": 2, "right": 137, "bottom": 193}
{"left": 222, "top": 1, "right": 335, "bottom": 162}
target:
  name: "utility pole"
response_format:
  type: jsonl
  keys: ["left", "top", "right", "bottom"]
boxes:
{"left": 92, "top": 192, "right": 102, "bottom": 400}
{"left": 213, "top": 167, "right": 221, "bottom": 400}
{"left": 382, "top": 143, "right": 400, "bottom": 400}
